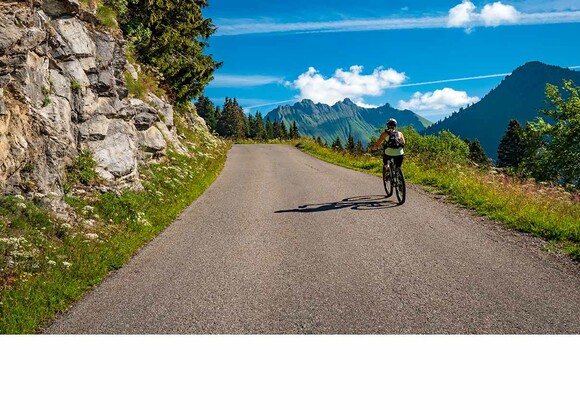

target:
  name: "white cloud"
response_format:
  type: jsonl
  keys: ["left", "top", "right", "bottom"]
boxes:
{"left": 481, "top": 2, "right": 520, "bottom": 26}
{"left": 355, "top": 102, "right": 379, "bottom": 109}
{"left": 447, "top": 1, "right": 520, "bottom": 31}
{"left": 398, "top": 88, "right": 480, "bottom": 111}
{"left": 287, "top": 66, "right": 407, "bottom": 106}
{"left": 210, "top": 74, "right": 283, "bottom": 87}
{"left": 448, "top": 1, "right": 477, "bottom": 28}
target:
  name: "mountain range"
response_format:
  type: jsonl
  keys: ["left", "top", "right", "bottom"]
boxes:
{"left": 265, "top": 98, "right": 431, "bottom": 146}
{"left": 265, "top": 62, "right": 579, "bottom": 159}
{"left": 423, "top": 61, "right": 580, "bottom": 160}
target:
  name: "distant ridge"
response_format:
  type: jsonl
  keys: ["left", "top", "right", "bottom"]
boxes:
{"left": 423, "top": 61, "right": 580, "bottom": 160}
{"left": 266, "top": 98, "right": 431, "bottom": 146}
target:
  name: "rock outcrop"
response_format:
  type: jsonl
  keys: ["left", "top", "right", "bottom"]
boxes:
{"left": 0, "top": 0, "right": 206, "bottom": 208}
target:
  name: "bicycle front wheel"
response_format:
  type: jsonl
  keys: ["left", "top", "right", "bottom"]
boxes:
{"left": 383, "top": 165, "right": 393, "bottom": 197}
{"left": 394, "top": 168, "right": 406, "bottom": 204}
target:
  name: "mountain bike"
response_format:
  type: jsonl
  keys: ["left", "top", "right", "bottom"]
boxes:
{"left": 382, "top": 158, "right": 406, "bottom": 205}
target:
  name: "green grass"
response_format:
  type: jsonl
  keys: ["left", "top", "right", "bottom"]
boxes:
{"left": 297, "top": 138, "right": 580, "bottom": 260}
{"left": 96, "top": 4, "right": 118, "bottom": 28}
{"left": 0, "top": 122, "right": 228, "bottom": 334}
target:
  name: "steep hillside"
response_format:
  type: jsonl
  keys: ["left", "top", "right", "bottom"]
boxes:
{"left": 266, "top": 98, "right": 431, "bottom": 146}
{"left": 424, "top": 61, "right": 580, "bottom": 160}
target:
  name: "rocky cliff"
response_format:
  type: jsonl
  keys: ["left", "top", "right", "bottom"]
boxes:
{"left": 0, "top": 0, "right": 214, "bottom": 211}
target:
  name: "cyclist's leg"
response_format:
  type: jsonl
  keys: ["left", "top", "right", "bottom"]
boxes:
{"left": 394, "top": 155, "right": 404, "bottom": 170}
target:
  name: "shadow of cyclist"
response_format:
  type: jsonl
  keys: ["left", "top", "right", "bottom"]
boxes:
{"left": 274, "top": 195, "right": 399, "bottom": 213}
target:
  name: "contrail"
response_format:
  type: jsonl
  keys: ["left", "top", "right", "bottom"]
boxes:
{"left": 241, "top": 65, "right": 580, "bottom": 110}
{"left": 389, "top": 73, "right": 511, "bottom": 88}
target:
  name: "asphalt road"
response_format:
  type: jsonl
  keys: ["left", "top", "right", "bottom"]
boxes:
{"left": 47, "top": 144, "right": 580, "bottom": 334}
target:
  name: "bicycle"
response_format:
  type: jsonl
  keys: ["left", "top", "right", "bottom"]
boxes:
{"left": 382, "top": 158, "right": 406, "bottom": 205}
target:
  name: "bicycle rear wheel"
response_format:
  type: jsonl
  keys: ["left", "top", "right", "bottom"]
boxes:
{"left": 394, "top": 168, "right": 406, "bottom": 204}
{"left": 383, "top": 165, "right": 393, "bottom": 197}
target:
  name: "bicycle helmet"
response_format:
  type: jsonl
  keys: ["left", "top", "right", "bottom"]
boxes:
{"left": 386, "top": 118, "right": 397, "bottom": 128}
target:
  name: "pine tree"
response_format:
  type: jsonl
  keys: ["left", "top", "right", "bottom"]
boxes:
{"left": 254, "top": 112, "right": 267, "bottom": 141}
{"left": 273, "top": 120, "right": 287, "bottom": 140}
{"left": 355, "top": 140, "right": 364, "bottom": 154}
{"left": 497, "top": 119, "right": 526, "bottom": 168}
{"left": 469, "top": 139, "right": 490, "bottom": 167}
{"left": 120, "top": 0, "right": 222, "bottom": 106}
{"left": 290, "top": 121, "right": 300, "bottom": 139}
{"left": 280, "top": 121, "right": 289, "bottom": 140}
{"left": 247, "top": 114, "right": 256, "bottom": 139}
{"left": 194, "top": 96, "right": 217, "bottom": 131}
{"left": 216, "top": 97, "right": 246, "bottom": 138}
{"left": 316, "top": 136, "right": 323, "bottom": 146}
{"left": 346, "top": 134, "right": 355, "bottom": 152}
{"left": 265, "top": 117, "right": 274, "bottom": 140}
{"left": 331, "top": 136, "right": 343, "bottom": 150}
{"left": 215, "top": 106, "right": 221, "bottom": 127}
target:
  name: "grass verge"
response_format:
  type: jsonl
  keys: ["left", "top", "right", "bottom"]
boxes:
{"left": 0, "top": 122, "right": 228, "bottom": 334}
{"left": 296, "top": 138, "right": 580, "bottom": 260}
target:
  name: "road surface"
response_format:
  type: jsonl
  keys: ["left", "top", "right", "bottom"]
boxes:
{"left": 47, "top": 144, "right": 580, "bottom": 333}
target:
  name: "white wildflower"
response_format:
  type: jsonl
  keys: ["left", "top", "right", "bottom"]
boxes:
{"left": 82, "top": 205, "right": 95, "bottom": 214}
{"left": 16, "top": 203, "right": 27, "bottom": 209}
{"left": 85, "top": 233, "right": 99, "bottom": 240}
{"left": 34, "top": 193, "right": 46, "bottom": 199}
{"left": 62, "top": 262, "right": 72, "bottom": 269}
{"left": 61, "top": 223, "right": 72, "bottom": 230}
{"left": 14, "top": 194, "right": 25, "bottom": 201}
{"left": 47, "top": 260, "right": 57, "bottom": 266}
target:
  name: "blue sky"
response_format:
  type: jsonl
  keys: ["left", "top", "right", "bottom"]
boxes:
{"left": 202, "top": 0, "right": 580, "bottom": 121}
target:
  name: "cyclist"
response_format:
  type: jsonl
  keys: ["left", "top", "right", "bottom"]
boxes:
{"left": 372, "top": 118, "right": 406, "bottom": 171}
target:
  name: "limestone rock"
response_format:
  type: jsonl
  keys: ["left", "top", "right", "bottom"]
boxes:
{"left": 86, "top": 120, "right": 137, "bottom": 178}
{"left": 54, "top": 18, "right": 95, "bottom": 58}
{"left": 137, "top": 126, "right": 166, "bottom": 153}
{"left": 41, "top": 0, "right": 80, "bottom": 18}
{"left": 148, "top": 92, "right": 174, "bottom": 129}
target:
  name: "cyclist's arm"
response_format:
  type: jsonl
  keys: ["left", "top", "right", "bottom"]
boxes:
{"left": 399, "top": 131, "right": 406, "bottom": 146}
{"left": 372, "top": 131, "right": 388, "bottom": 151}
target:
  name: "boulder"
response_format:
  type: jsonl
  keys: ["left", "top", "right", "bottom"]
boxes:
{"left": 78, "top": 114, "right": 109, "bottom": 141}
{"left": 54, "top": 18, "right": 95, "bottom": 58}
{"left": 86, "top": 120, "right": 137, "bottom": 178}
{"left": 137, "top": 126, "right": 166, "bottom": 153}
{"left": 41, "top": 0, "right": 80, "bottom": 18}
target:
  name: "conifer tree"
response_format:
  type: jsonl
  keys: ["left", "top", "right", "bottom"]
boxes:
{"left": 247, "top": 114, "right": 256, "bottom": 139}
{"left": 315, "top": 136, "right": 323, "bottom": 146}
{"left": 332, "top": 136, "right": 343, "bottom": 150}
{"left": 216, "top": 97, "right": 246, "bottom": 138}
{"left": 254, "top": 112, "right": 267, "bottom": 141}
{"left": 497, "top": 119, "right": 526, "bottom": 168}
{"left": 265, "top": 117, "right": 274, "bottom": 140}
{"left": 290, "top": 121, "right": 300, "bottom": 139}
{"left": 346, "top": 134, "right": 355, "bottom": 152}
{"left": 215, "top": 106, "right": 221, "bottom": 126}
{"left": 120, "top": 0, "right": 222, "bottom": 106}
{"left": 273, "top": 120, "right": 285, "bottom": 140}
{"left": 355, "top": 140, "right": 364, "bottom": 154}
{"left": 469, "top": 139, "right": 490, "bottom": 167}
{"left": 194, "top": 96, "right": 217, "bottom": 131}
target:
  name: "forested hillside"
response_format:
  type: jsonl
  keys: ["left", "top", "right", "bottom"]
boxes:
{"left": 266, "top": 98, "right": 431, "bottom": 146}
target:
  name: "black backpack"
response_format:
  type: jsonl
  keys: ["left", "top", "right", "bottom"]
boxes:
{"left": 385, "top": 129, "right": 402, "bottom": 149}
